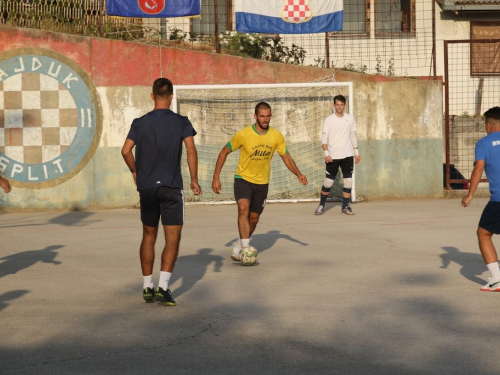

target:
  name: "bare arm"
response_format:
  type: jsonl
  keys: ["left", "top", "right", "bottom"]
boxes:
{"left": 212, "top": 145, "right": 231, "bottom": 194}
{"left": 462, "top": 160, "right": 485, "bottom": 207}
{"left": 280, "top": 153, "right": 308, "bottom": 186}
{"left": 183, "top": 136, "right": 202, "bottom": 195}
{"left": 0, "top": 176, "right": 11, "bottom": 193}
{"left": 121, "top": 139, "right": 137, "bottom": 185}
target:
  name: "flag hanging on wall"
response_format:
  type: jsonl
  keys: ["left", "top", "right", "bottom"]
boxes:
{"left": 106, "top": 0, "right": 201, "bottom": 18}
{"left": 235, "top": 0, "right": 343, "bottom": 34}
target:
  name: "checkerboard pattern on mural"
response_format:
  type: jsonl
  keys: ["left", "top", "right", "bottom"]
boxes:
{"left": 0, "top": 72, "right": 78, "bottom": 164}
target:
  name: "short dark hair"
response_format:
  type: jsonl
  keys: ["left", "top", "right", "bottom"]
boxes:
{"left": 153, "top": 78, "right": 173, "bottom": 99}
{"left": 333, "top": 95, "right": 346, "bottom": 104}
{"left": 484, "top": 106, "right": 500, "bottom": 121}
{"left": 255, "top": 102, "right": 271, "bottom": 114}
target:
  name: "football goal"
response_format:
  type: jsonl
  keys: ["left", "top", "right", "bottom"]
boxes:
{"left": 172, "top": 82, "right": 354, "bottom": 203}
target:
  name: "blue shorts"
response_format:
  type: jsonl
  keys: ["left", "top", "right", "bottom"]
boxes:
{"left": 139, "top": 187, "right": 184, "bottom": 227}
{"left": 479, "top": 201, "right": 500, "bottom": 234}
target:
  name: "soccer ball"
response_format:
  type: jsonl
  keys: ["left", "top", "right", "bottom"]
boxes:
{"left": 240, "top": 246, "right": 258, "bottom": 266}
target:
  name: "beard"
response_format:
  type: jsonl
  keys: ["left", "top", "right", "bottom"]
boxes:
{"left": 256, "top": 119, "right": 269, "bottom": 130}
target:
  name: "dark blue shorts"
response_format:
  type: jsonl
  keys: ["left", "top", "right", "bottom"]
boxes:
{"left": 139, "top": 187, "right": 184, "bottom": 227}
{"left": 479, "top": 201, "right": 500, "bottom": 234}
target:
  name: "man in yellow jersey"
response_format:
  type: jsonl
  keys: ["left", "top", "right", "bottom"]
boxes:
{"left": 212, "top": 102, "right": 308, "bottom": 261}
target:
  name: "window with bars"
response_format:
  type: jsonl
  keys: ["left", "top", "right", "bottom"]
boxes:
{"left": 336, "top": 0, "right": 369, "bottom": 36}
{"left": 191, "top": 0, "right": 233, "bottom": 35}
{"left": 331, "top": 0, "right": 415, "bottom": 37}
{"left": 375, "top": 0, "right": 415, "bottom": 36}
{"left": 470, "top": 22, "right": 500, "bottom": 77}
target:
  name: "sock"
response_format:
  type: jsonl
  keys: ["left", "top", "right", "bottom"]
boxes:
{"left": 158, "top": 271, "right": 172, "bottom": 291}
{"left": 143, "top": 274, "right": 153, "bottom": 290}
{"left": 487, "top": 262, "right": 500, "bottom": 282}
{"left": 342, "top": 197, "right": 350, "bottom": 209}
{"left": 320, "top": 194, "right": 328, "bottom": 206}
{"left": 241, "top": 238, "right": 250, "bottom": 248}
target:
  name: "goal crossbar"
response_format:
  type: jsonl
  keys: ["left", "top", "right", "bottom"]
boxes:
{"left": 173, "top": 82, "right": 354, "bottom": 114}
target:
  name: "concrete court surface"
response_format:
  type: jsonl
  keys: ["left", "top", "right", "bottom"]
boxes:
{"left": 0, "top": 197, "right": 499, "bottom": 375}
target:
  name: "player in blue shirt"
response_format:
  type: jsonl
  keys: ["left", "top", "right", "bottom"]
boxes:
{"left": 122, "top": 78, "right": 202, "bottom": 305}
{"left": 462, "top": 106, "right": 500, "bottom": 291}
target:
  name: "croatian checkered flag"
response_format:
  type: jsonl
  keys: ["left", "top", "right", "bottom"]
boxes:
{"left": 235, "top": 0, "right": 343, "bottom": 34}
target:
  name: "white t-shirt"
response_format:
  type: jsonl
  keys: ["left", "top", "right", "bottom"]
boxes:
{"left": 321, "top": 112, "right": 357, "bottom": 159}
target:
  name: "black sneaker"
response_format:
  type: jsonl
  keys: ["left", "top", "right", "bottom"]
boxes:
{"left": 143, "top": 287, "right": 155, "bottom": 303}
{"left": 154, "top": 287, "right": 176, "bottom": 306}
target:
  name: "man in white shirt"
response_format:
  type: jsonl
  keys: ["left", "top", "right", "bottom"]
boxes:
{"left": 315, "top": 95, "right": 360, "bottom": 215}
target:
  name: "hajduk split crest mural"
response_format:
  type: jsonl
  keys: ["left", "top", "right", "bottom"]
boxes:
{"left": 0, "top": 48, "right": 102, "bottom": 188}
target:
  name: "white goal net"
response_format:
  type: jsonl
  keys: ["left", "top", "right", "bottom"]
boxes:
{"left": 173, "top": 82, "right": 354, "bottom": 203}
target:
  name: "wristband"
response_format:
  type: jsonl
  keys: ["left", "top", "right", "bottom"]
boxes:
{"left": 323, "top": 150, "right": 330, "bottom": 157}
{"left": 354, "top": 149, "right": 359, "bottom": 156}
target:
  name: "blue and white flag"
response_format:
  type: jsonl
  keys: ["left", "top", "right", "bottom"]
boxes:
{"left": 235, "top": 0, "right": 343, "bottom": 34}
{"left": 106, "top": 0, "right": 200, "bottom": 18}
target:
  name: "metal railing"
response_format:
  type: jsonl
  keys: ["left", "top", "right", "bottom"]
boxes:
{"left": 0, "top": 0, "right": 144, "bottom": 39}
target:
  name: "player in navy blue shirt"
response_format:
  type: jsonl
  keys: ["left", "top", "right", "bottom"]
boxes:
{"left": 122, "top": 78, "right": 202, "bottom": 305}
{"left": 462, "top": 106, "right": 500, "bottom": 291}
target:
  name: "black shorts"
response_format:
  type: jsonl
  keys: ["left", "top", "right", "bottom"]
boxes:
{"left": 325, "top": 157, "right": 354, "bottom": 179}
{"left": 479, "top": 201, "right": 500, "bottom": 234}
{"left": 139, "top": 187, "right": 184, "bottom": 227}
{"left": 234, "top": 178, "right": 269, "bottom": 215}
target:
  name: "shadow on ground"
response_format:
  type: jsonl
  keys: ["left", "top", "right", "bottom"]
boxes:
{"left": 224, "top": 230, "right": 308, "bottom": 254}
{"left": 440, "top": 246, "right": 486, "bottom": 286}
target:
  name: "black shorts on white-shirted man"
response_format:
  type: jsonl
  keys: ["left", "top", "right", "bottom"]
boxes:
{"left": 325, "top": 156, "right": 354, "bottom": 179}
{"left": 139, "top": 186, "right": 184, "bottom": 227}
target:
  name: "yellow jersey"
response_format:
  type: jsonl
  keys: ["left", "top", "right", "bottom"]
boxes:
{"left": 227, "top": 124, "right": 288, "bottom": 184}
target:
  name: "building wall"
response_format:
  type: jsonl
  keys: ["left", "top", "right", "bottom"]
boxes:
{"left": 0, "top": 25, "right": 443, "bottom": 212}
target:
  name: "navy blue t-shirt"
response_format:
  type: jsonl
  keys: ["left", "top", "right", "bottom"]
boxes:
{"left": 126, "top": 109, "right": 197, "bottom": 191}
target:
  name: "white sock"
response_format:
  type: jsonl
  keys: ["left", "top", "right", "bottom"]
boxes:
{"left": 143, "top": 274, "right": 153, "bottom": 289}
{"left": 487, "top": 262, "right": 500, "bottom": 282}
{"left": 241, "top": 238, "right": 250, "bottom": 248}
{"left": 158, "top": 271, "right": 172, "bottom": 291}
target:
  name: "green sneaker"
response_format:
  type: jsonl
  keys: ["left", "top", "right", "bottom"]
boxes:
{"left": 143, "top": 287, "right": 155, "bottom": 303}
{"left": 154, "top": 287, "right": 176, "bottom": 306}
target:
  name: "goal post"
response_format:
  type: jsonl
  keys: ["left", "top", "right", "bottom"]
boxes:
{"left": 172, "top": 82, "right": 355, "bottom": 203}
